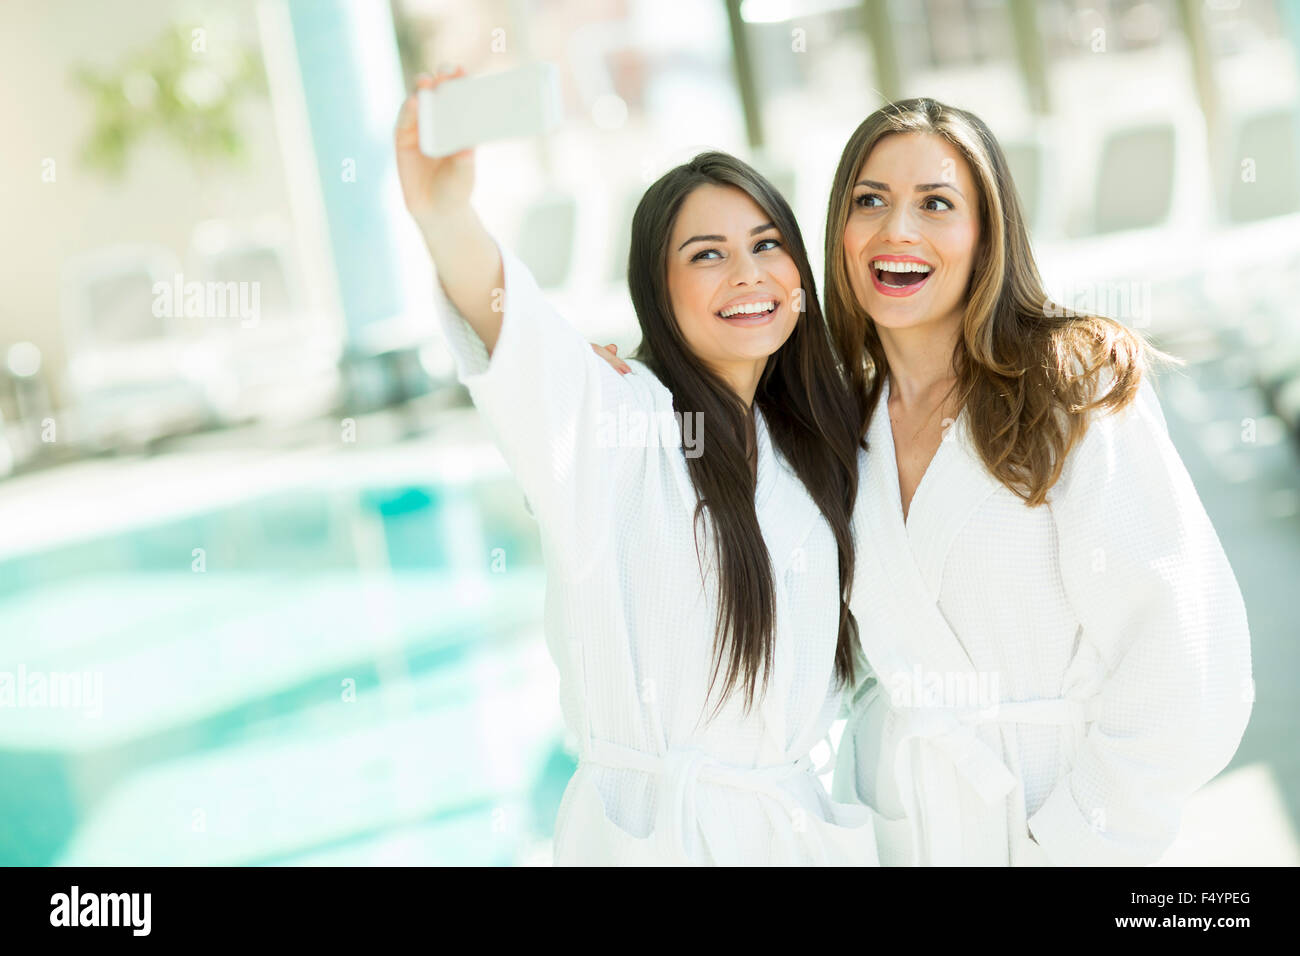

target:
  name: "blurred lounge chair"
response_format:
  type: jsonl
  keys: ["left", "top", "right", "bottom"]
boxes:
{"left": 1226, "top": 107, "right": 1300, "bottom": 225}
{"left": 58, "top": 244, "right": 217, "bottom": 453}
{"left": 1093, "top": 121, "right": 1177, "bottom": 234}
{"left": 1205, "top": 105, "right": 1300, "bottom": 438}
{"left": 1036, "top": 108, "right": 1213, "bottom": 337}
{"left": 185, "top": 219, "right": 340, "bottom": 427}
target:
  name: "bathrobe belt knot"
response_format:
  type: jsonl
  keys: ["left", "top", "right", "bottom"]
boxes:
{"left": 584, "top": 737, "right": 824, "bottom": 864}
{"left": 888, "top": 695, "right": 1103, "bottom": 865}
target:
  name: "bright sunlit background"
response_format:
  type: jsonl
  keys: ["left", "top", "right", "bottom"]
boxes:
{"left": 0, "top": 0, "right": 1297, "bottom": 866}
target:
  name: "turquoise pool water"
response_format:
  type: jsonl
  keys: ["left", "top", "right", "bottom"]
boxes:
{"left": 0, "top": 477, "right": 573, "bottom": 866}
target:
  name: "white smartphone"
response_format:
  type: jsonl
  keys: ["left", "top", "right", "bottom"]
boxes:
{"left": 418, "top": 63, "right": 564, "bottom": 158}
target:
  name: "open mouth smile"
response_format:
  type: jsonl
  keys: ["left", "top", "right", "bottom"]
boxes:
{"left": 870, "top": 256, "right": 933, "bottom": 298}
{"left": 715, "top": 297, "right": 780, "bottom": 326}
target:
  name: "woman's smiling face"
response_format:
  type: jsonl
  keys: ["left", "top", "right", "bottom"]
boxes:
{"left": 843, "top": 132, "right": 980, "bottom": 333}
{"left": 666, "top": 183, "right": 802, "bottom": 380}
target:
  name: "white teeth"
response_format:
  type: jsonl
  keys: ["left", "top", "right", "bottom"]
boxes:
{"left": 719, "top": 300, "right": 776, "bottom": 318}
{"left": 872, "top": 260, "right": 932, "bottom": 273}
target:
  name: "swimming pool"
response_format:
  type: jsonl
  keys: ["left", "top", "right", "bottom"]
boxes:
{"left": 0, "top": 462, "right": 574, "bottom": 866}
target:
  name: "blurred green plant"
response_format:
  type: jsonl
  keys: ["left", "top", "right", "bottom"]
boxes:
{"left": 71, "top": 23, "right": 267, "bottom": 178}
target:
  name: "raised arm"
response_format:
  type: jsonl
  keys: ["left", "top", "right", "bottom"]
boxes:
{"left": 395, "top": 69, "right": 504, "bottom": 351}
{"left": 395, "top": 69, "right": 645, "bottom": 578}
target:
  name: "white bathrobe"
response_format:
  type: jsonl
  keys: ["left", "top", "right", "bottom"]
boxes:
{"left": 833, "top": 372, "right": 1254, "bottom": 866}
{"left": 433, "top": 236, "right": 879, "bottom": 865}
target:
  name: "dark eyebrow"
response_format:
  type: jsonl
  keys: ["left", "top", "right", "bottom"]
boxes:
{"left": 677, "top": 221, "right": 777, "bottom": 252}
{"left": 854, "top": 179, "right": 964, "bottom": 198}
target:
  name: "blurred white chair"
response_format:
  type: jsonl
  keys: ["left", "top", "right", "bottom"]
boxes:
{"left": 1218, "top": 107, "right": 1300, "bottom": 436}
{"left": 1201, "top": 105, "right": 1300, "bottom": 362}
{"left": 1035, "top": 107, "right": 1214, "bottom": 337}
{"left": 1092, "top": 121, "right": 1177, "bottom": 234}
{"left": 186, "top": 219, "right": 298, "bottom": 320}
{"left": 58, "top": 244, "right": 217, "bottom": 452}
{"left": 185, "top": 219, "right": 341, "bottom": 427}
{"left": 1226, "top": 107, "right": 1300, "bottom": 225}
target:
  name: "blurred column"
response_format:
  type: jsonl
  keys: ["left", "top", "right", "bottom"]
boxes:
{"left": 285, "top": 0, "right": 412, "bottom": 347}
{"left": 257, "top": 0, "right": 432, "bottom": 411}
{"left": 860, "top": 0, "right": 901, "bottom": 103}
{"left": 1283, "top": 0, "right": 1300, "bottom": 151}
{"left": 724, "top": 0, "right": 765, "bottom": 150}
{"left": 1008, "top": 0, "right": 1050, "bottom": 116}
{"left": 1175, "top": 0, "right": 1223, "bottom": 220}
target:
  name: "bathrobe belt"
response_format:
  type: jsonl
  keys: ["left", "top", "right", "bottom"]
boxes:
{"left": 583, "top": 736, "right": 833, "bottom": 865}
{"left": 886, "top": 695, "right": 1103, "bottom": 866}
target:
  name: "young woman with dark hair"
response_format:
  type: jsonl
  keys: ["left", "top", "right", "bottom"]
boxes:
{"left": 396, "top": 68, "right": 879, "bottom": 865}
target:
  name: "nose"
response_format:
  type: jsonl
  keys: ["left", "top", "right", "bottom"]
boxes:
{"left": 877, "top": 202, "right": 922, "bottom": 246}
{"left": 728, "top": 246, "right": 766, "bottom": 285}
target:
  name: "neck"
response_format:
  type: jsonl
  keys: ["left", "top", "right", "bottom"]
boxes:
{"left": 877, "top": 308, "right": 963, "bottom": 409}
{"left": 710, "top": 358, "right": 766, "bottom": 409}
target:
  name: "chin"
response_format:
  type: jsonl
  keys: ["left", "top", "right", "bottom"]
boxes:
{"left": 865, "top": 308, "right": 925, "bottom": 330}
{"left": 719, "top": 346, "right": 780, "bottom": 366}
{"left": 749, "top": 329, "right": 798, "bottom": 359}
{"left": 863, "top": 294, "right": 942, "bottom": 328}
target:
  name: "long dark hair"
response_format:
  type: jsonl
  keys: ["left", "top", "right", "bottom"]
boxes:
{"left": 628, "top": 151, "right": 864, "bottom": 721}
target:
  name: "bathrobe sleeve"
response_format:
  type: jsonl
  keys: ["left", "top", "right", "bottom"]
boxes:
{"left": 1028, "top": 374, "right": 1254, "bottom": 865}
{"left": 431, "top": 233, "right": 640, "bottom": 578}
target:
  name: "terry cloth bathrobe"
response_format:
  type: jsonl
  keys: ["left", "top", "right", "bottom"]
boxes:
{"left": 833, "top": 372, "right": 1254, "bottom": 866}
{"left": 433, "top": 236, "right": 880, "bottom": 866}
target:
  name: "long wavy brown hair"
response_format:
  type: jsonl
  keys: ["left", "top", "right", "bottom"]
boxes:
{"left": 628, "top": 151, "right": 863, "bottom": 720}
{"left": 823, "top": 98, "right": 1181, "bottom": 504}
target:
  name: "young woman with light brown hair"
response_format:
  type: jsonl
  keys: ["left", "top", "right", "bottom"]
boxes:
{"left": 821, "top": 98, "right": 1253, "bottom": 866}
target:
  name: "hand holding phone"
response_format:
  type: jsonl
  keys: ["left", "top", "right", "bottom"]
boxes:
{"left": 417, "top": 62, "right": 563, "bottom": 158}
{"left": 394, "top": 68, "right": 476, "bottom": 224}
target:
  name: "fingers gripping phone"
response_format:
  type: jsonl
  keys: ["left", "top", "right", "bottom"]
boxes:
{"left": 418, "top": 63, "right": 564, "bottom": 157}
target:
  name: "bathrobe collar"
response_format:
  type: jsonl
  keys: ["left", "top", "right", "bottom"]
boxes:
{"left": 858, "top": 374, "right": 1004, "bottom": 679}
{"left": 852, "top": 376, "right": 1032, "bottom": 864}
